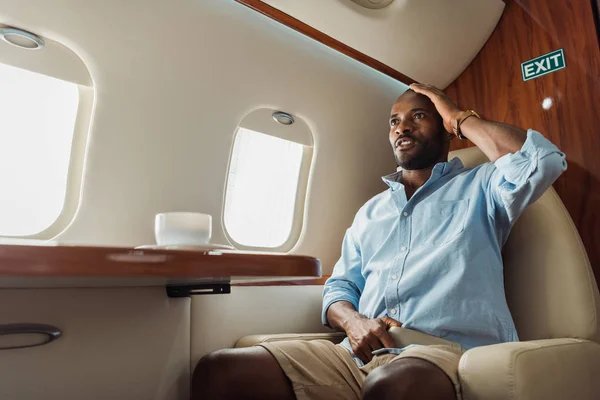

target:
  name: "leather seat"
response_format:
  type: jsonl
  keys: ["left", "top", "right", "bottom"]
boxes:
{"left": 237, "top": 146, "right": 600, "bottom": 399}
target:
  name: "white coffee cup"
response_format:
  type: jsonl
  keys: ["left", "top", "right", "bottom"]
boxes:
{"left": 154, "top": 212, "right": 212, "bottom": 246}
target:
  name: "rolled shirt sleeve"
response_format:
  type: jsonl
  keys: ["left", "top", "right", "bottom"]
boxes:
{"left": 487, "top": 129, "right": 567, "bottom": 223}
{"left": 321, "top": 227, "right": 365, "bottom": 327}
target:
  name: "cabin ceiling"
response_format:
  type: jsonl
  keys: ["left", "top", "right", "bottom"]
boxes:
{"left": 0, "top": 0, "right": 505, "bottom": 95}
{"left": 258, "top": 0, "right": 506, "bottom": 87}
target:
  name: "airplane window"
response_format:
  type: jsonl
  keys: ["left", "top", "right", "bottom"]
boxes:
{"left": 224, "top": 127, "right": 306, "bottom": 249}
{"left": 0, "top": 63, "right": 79, "bottom": 236}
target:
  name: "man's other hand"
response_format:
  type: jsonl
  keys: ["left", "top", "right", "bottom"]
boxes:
{"left": 342, "top": 314, "right": 402, "bottom": 364}
{"left": 410, "top": 83, "right": 461, "bottom": 134}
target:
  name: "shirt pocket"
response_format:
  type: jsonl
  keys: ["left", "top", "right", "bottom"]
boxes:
{"left": 411, "top": 200, "right": 469, "bottom": 248}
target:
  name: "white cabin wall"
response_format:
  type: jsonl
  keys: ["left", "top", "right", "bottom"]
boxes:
{"left": 0, "top": 288, "right": 191, "bottom": 400}
{"left": 190, "top": 286, "right": 329, "bottom": 365}
{"left": 0, "top": 0, "right": 406, "bottom": 271}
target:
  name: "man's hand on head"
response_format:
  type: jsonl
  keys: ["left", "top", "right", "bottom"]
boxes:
{"left": 410, "top": 83, "right": 461, "bottom": 134}
{"left": 341, "top": 314, "right": 402, "bottom": 364}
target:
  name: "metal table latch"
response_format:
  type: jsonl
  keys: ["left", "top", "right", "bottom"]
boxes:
{"left": 166, "top": 283, "right": 231, "bottom": 297}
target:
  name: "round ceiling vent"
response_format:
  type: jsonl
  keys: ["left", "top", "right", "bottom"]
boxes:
{"left": 351, "top": 0, "right": 395, "bottom": 9}
{"left": 0, "top": 27, "right": 44, "bottom": 50}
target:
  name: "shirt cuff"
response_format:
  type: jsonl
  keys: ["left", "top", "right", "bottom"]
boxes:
{"left": 494, "top": 129, "right": 553, "bottom": 186}
{"left": 321, "top": 294, "right": 360, "bottom": 327}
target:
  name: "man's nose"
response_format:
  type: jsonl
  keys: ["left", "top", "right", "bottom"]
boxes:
{"left": 396, "top": 121, "right": 414, "bottom": 136}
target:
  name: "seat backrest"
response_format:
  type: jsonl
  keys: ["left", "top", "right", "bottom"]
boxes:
{"left": 450, "top": 146, "right": 600, "bottom": 342}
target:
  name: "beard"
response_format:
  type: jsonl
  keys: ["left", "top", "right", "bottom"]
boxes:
{"left": 394, "top": 133, "right": 446, "bottom": 170}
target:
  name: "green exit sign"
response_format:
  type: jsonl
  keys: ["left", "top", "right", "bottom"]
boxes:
{"left": 521, "top": 49, "right": 566, "bottom": 81}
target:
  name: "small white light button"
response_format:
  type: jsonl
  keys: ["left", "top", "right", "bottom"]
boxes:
{"left": 390, "top": 309, "right": 397, "bottom": 315}
{"left": 403, "top": 212, "right": 409, "bottom": 217}
{"left": 401, "top": 246, "right": 407, "bottom": 252}
{"left": 391, "top": 274, "right": 399, "bottom": 280}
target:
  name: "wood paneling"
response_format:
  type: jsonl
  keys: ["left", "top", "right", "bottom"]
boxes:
{"left": 234, "top": 0, "right": 417, "bottom": 84}
{"left": 0, "top": 245, "right": 321, "bottom": 280}
{"left": 594, "top": 0, "right": 600, "bottom": 46}
{"left": 233, "top": 275, "right": 331, "bottom": 286}
{"left": 446, "top": 0, "right": 600, "bottom": 282}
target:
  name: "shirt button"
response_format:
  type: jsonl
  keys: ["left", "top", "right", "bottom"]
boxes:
{"left": 403, "top": 212, "right": 409, "bottom": 217}
{"left": 401, "top": 246, "right": 407, "bottom": 252}
{"left": 390, "top": 309, "right": 397, "bottom": 315}
{"left": 391, "top": 274, "right": 399, "bottom": 280}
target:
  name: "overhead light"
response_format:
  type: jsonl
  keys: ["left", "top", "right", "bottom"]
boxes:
{"left": 0, "top": 27, "right": 45, "bottom": 50}
{"left": 272, "top": 111, "right": 295, "bottom": 126}
{"left": 351, "top": 0, "right": 395, "bottom": 9}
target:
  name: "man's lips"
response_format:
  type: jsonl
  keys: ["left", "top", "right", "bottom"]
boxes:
{"left": 395, "top": 137, "right": 416, "bottom": 150}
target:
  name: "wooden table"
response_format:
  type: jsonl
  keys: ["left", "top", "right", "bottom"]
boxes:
{"left": 0, "top": 244, "right": 322, "bottom": 296}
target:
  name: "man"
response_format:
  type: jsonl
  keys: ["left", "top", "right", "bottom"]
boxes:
{"left": 192, "top": 84, "right": 567, "bottom": 399}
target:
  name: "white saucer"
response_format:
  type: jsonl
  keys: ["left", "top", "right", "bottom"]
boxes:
{"left": 135, "top": 243, "right": 235, "bottom": 251}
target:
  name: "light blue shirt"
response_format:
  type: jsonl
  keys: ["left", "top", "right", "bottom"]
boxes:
{"left": 322, "top": 130, "right": 567, "bottom": 360}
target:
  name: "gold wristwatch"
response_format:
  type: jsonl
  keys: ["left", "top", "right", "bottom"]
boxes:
{"left": 452, "top": 110, "right": 481, "bottom": 140}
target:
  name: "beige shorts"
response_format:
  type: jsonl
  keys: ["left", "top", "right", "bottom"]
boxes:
{"left": 259, "top": 339, "right": 462, "bottom": 400}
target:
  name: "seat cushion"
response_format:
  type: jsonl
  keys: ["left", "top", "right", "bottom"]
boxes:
{"left": 235, "top": 332, "right": 346, "bottom": 348}
{"left": 459, "top": 338, "right": 600, "bottom": 400}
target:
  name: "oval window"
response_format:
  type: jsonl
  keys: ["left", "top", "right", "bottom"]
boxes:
{"left": 223, "top": 109, "right": 314, "bottom": 251}
{"left": 0, "top": 63, "right": 79, "bottom": 236}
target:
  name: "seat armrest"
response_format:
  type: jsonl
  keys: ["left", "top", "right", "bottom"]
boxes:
{"left": 235, "top": 332, "right": 346, "bottom": 348}
{"left": 459, "top": 338, "right": 600, "bottom": 400}
{"left": 236, "top": 327, "right": 458, "bottom": 349}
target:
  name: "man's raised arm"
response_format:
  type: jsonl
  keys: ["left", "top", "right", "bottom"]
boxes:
{"left": 411, "top": 83, "right": 567, "bottom": 221}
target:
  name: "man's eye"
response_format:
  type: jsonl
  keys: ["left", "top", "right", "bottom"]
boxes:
{"left": 390, "top": 119, "right": 399, "bottom": 126}
{"left": 414, "top": 113, "right": 425, "bottom": 120}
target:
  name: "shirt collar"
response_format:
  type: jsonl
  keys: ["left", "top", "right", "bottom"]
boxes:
{"left": 381, "top": 157, "right": 464, "bottom": 191}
